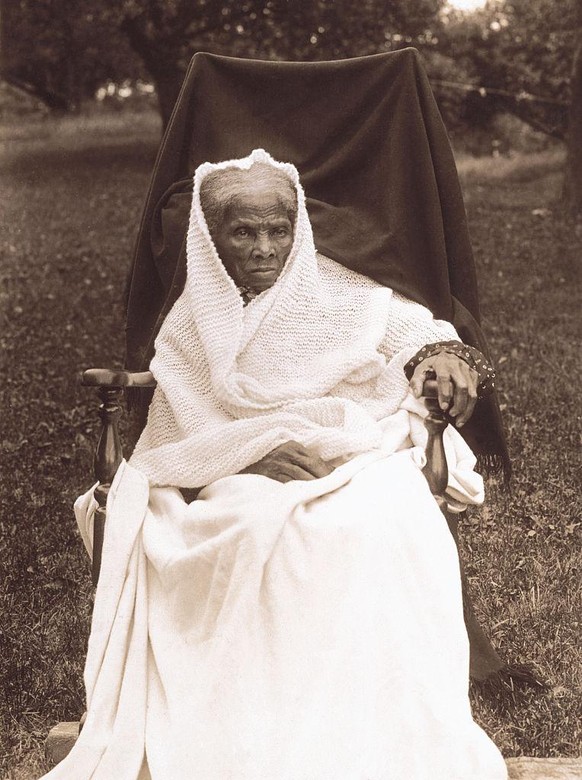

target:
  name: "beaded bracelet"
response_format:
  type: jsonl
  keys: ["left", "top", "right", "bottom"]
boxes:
{"left": 403, "top": 341, "right": 496, "bottom": 399}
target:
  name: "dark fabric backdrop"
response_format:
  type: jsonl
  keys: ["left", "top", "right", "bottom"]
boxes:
{"left": 124, "top": 48, "right": 509, "bottom": 472}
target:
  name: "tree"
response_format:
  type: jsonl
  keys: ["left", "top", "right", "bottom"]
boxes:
{"left": 0, "top": 0, "right": 145, "bottom": 111}
{"left": 438, "top": 0, "right": 575, "bottom": 142}
{"left": 562, "top": 2, "right": 582, "bottom": 217}
{"left": 1, "top": 0, "right": 445, "bottom": 127}
{"left": 436, "top": 0, "right": 581, "bottom": 213}
{"left": 121, "top": 0, "right": 448, "bottom": 125}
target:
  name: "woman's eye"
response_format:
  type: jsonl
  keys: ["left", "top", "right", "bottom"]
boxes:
{"left": 235, "top": 228, "right": 250, "bottom": 238}
{"left": 274, "top": 228, "right": 289, "bottom": 237}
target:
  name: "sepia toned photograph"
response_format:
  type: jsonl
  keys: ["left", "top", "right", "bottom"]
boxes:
{"left": 1, "top": 1, "right": 580, "bottom": 778}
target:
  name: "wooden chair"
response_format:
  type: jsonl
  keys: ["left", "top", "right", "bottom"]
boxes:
{"left": 79, "top": 368, "right": 449, "bottom": 586}
{"left": 44, "top": 45, "right": 516, "bottom": 768}
{"left": 44, "top": 369, "right": 504, "bottom": 767}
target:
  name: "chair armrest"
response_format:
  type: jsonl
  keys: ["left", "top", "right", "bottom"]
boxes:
{"left": 80, "top": 368, "right": 155, "bottom": 586}
{"left": 81, "top": 371, "right": 446, "bottom": 585}
{"left": 81, "top": 369, "right": 157, "bottom": 388}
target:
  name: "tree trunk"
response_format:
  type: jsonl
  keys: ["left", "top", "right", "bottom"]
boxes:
{"left": 119, "top": 15, "right": 187, "bottom": 130}
{"left": 150, "top": 66, "right": 185, "bottom": 130}
{"left": 562, "top": 34, "right": 582, "bottom": 217}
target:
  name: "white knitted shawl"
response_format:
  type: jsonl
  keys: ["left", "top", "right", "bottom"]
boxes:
{"left": 130, "top": 149, "right": 459, "bottom": 487}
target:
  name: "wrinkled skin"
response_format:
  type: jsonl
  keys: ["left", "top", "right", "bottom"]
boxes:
{"left": 239, "top": 441, "right": 334, "bottom": 483}
{"left": 239, "top": 352, "right": 479, "bottom": 484}
{"left": 211, "top": 186, "right": 479, "bottom": 484}
{"left": 409, "top": 351, "right": 479, "bottom": 428}
{"left": 209, "top": 187, "right": 294, "bottom": 293}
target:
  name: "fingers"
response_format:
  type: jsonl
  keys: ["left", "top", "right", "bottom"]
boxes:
{"left": 272, "top": 463, "right": 318, "bottom": 483}
{"left": 448, "top": 362, "right": 478, "bottom": 426}
{"left": 454, "top": 381, "right": 477, "bottom": 427}
{"left": 411, "top": 353, "right": 479, "bottom": 427}
{"left": 409, "top": 361, "right": 453, "bottom": 410}
{"left": 437, "top": 373, "right": 454, "bottom": 413}
{"left": 242, "top": 441, "right": 334, "bottom": 483}
{"left": 280, "top": 441, "right": 335, "bottom": 479}
{"left": 410, "top": 364, "right": 436, "bottom": 398}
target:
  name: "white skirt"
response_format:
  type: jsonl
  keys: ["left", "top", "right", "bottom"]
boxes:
{"left": 42, "top": 446, "right": 507, "bottom": 780}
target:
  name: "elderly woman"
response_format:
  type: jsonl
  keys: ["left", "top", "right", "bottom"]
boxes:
{"left": 43, "top": 150, "right": 506, "bottom": 780}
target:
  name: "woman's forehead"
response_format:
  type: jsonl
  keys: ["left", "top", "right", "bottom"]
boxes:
{"left": 226, "top": 188, "right": 294, "bottom": 222}
{"left": 204, "top": 163, "right": 295, "bottom": 201}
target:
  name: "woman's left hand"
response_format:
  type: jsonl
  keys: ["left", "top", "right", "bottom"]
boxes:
{"left": 409, "top": 351, "right": 479, "bottom": 428}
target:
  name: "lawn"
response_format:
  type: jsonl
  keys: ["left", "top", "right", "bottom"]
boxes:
{"left": 0, "top": 110, "right": 580, "bottom": 778}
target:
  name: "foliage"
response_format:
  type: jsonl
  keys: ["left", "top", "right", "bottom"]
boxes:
{"left": 2, "top": 0, "right": 578, "bottom": 140}
{"left": 439, "top": 0, "right": 577, "bottom": 140}
{"left": 455, "top": 148, "right": 582, "bottom": 752}
{"left": 0, "top": 110, "right": 159, "bottom": 775}
{"left": 1, "top": 0, "right": 445, "bottom": 123}
{"left": 0, "top": 111, "right": 581, "bottom": 774}
{"left": 0, "top": 0, "right": 145, "bottom": 110}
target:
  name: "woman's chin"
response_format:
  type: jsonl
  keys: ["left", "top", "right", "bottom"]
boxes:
{"left": 245, "top": 270, "right": 280, "bottom": 292}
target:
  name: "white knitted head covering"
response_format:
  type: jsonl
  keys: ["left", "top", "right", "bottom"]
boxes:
{"left": 131, "top": 149, "right": 417, "bottom": 487}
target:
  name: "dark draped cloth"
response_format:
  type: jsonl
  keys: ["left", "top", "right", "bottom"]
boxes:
{"left": 125, "top": 47, "right": 509, "bottom": 474}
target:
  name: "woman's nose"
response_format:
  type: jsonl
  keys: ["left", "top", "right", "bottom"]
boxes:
{"left": 252, "top": 234, "right": 275, "bottom": 259}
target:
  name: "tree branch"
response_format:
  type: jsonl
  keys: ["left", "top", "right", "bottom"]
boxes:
{"left": 0, "top": 72, "right": 70, "bottom": 111}
{"left": 507, "top": 102, "right": 567, "bottom": 141}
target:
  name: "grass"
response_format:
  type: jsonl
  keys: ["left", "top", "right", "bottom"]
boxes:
{"left": 0, "top": 111, "right": 580, "bottom": 777}
{"left": 455, "top": 150, "right": 581, "bottom": 757}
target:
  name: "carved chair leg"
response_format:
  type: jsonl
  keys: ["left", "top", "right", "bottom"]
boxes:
{"left": 49, "top": 376, "right": 143, "bottom": 767}
{"left": 90, "top": 386, "right": 124, "bottom": 586}
{"left": 422, "top": 397, "right": 449, "bottom": 511}
{"left": 421, "top": 383, "right": 504, "bottom": 682}
{"left": 81, "top": 369, "right": 156, "bottom": 586}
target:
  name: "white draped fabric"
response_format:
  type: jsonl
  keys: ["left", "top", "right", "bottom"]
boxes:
{"left": 130, "top": 149, "right": 467, "bottom": 489}
{"left": 42, "top": 401, "right": 506, "bottom": 780}
{"left": 41, "top": 150, "right": 508, "bottom": 778}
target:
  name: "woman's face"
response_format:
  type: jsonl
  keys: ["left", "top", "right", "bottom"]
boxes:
{"left": 210, "top": 187, "right": 294, "bottom": 293}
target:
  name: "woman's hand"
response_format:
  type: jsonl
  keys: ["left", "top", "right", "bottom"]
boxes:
{"left": 239, "top": 441, "right": 335, "bottom": 483}
{"left": 409, "top": 351, "right": 479, "bottom": 428}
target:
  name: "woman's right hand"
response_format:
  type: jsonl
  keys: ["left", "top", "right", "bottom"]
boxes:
{"left": 239, "top": 441, "right": 334, "bottom": 483}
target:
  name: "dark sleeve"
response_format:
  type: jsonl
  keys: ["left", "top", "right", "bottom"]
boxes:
{"left": 403, "top": 340, "right": 496, "bottom": 399}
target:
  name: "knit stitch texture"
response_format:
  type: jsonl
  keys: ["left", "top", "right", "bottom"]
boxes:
{"left": 130, "top": 149, "right": 459, "bottom": 487}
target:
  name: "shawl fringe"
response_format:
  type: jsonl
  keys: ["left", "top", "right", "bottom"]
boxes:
{"left": 476, "top": 452, "right": 512, "bottom": 484}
